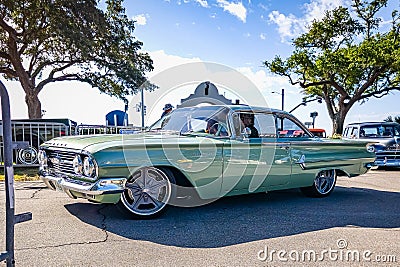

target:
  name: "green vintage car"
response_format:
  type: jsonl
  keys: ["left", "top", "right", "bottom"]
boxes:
{"left": 39, "top": 105, "right": 375, "bottom": 219}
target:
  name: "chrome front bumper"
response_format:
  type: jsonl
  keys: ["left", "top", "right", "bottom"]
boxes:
{"left": 374, "top": 158, "right": 400, "bottom": 167}
{"left": 41, "top": 174, "right": 126, "bottom": 203}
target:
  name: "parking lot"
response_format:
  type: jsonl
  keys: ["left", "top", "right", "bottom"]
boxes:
{"left": 1, "top": 169, "right": 399, "bottom": 266}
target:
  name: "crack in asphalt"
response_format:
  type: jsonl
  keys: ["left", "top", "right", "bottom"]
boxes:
{"left": 97, "top": 204, "right": 110, "bottom": 242}
{"left": 15, "top": 205, "right": 110, "bottom": 251}
{"left": 30, "top": 188, "right": 43, "bottom": 199}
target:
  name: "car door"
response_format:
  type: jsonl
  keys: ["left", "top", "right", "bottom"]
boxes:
{"left": 259, "top": 113, "right": 291, "bottom": 188}
{"left": 221, "top": 112, "right": 266, "bottom": 196}
{"left": 221, "top": 112, "right": 291, "bottom": 196}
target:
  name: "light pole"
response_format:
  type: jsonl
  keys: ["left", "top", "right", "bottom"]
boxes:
{"left": 272, "top": 88, "right": 285, "bottom": 111}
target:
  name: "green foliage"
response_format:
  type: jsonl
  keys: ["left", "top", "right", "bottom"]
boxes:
{"left": 0, "top": 0, "right": 154, "bottom": 118}
{"left": 384, "top": 115, "right": 400, "bottom": 124}
{"left": 265, "top": 0, "right": 400, "bottom": 134}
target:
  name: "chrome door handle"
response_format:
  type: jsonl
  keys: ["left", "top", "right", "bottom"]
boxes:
{"left": 278, "top": 144, "right": 290, "bottom": 150}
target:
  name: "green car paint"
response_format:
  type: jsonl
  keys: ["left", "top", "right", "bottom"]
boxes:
{"left": 39, "top": 105, "right": 375, "bottom": 218}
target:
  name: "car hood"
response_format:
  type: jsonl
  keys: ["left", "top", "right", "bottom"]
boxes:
{"left": 41, "top": 133, "right": 226, "bottom": 153}
{"left": 356, "top": 136, "right": 400, "bottom": 146}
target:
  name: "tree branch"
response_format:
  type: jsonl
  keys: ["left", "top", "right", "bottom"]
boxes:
{"left": 359, "top": 86, "right": 400, "bottom": 100}
{"left": 0, "top": 51, "right": 11, "bottom": 60}
{"left": 36, "top": 73, "right": 81, "bottom": 93}
{"left": 330, "top": 78, "right": 348, "bottom": 97}
{"left": 322, "top": 84, "right": 335, "bottom": 120}
{"left": 355, "top": 66, "right": 387, "bottom": 98}
{"left": 32, "top": 59, "right": 80, "bottom": 79}
{"left": 0, "top": 67, "right": 17, "bottom": 77}
{"left": 0, "top": 18, "right": 19, "bottom": 41}
{"left": 300, "top": 80, "right": 330, "bottom": 88}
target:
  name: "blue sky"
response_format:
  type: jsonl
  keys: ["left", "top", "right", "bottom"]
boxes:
{"left": 3, "top": 0, "right": 400, "bottom": 134}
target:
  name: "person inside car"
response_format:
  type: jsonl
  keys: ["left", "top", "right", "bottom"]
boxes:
{"left": 240, "top": 113, "right": 259, "bottom": 138}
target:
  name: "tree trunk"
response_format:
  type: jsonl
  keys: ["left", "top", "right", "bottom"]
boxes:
{"left": 25, "top": 92, "right": 42, "bottom": 119}
{"left": 331, "top": 108, "right": 350, "bottom": 135}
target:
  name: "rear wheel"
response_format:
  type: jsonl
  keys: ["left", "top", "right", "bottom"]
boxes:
{"left": 117, "top": 167, "right": 175, "bottom": 219}
{"left": 300, "top": 170, "right": 337, "bottom": 198}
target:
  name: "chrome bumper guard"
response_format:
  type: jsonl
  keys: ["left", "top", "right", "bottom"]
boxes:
{"left": 374, "top": 159, "right": 400, "bottom": 167}
{"left": 41, "top": 174, "right": 126, "bottom": 198}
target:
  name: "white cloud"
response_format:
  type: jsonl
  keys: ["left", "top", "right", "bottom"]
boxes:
{"left": 195, "top": 0, "right": 209, "bottom": 8}
{"left": 268, "top": 0, "right": 347, "bottom": 42}
{"left": 268, "top": 11, "right": 303, "bottom": 42}
{"left": 259, "top": 33, "right": 266, "bottom": 40}
{"left": 132, "top": 14, "right": 148, "bottom": 26}
{"left": 148, "top": 50, "right": 202, "bottom": 76}
{"left": 217, "top": 0, "right": 247, "bottom": 23}
{"left": 303, "top": 0, "right": 346, "bottom": 21}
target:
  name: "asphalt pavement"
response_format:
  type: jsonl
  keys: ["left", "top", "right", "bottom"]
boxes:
{"left": 0, "top": 169, "right": 399, "bottom": 266}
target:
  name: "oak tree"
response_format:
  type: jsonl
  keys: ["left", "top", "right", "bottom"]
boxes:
{"left": 0, "top": 0, "right": 153, "bottom": 118}
{"left": 265, "top": 0, "right": 400, "bottom": 134}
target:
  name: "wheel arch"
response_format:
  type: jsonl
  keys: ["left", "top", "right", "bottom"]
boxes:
{"left": 335, "top": 168, "right": 350, "bottom": 177}
{"left": 156, "top": 165, "right": 195, "bottom": 188}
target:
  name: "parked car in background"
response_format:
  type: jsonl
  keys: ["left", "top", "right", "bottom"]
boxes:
{"left": 309, "top": 128, "right": 327, "bottom": 138}
{"left": 342, "top": 122, "right": 400, "bottom": 167}
{"left": 39, "top": 105, "right": 375, "bottom": 219}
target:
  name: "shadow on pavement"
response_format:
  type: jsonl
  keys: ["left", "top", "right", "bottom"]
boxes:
{"left": 65, "top": 186, "right": 400, "bottom": 248}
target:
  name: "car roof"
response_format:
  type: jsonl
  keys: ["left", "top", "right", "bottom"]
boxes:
{"left": 177, "top": 104, "right": 288, "bottom": 114}
{"left": 345, "top": 122, "right": 400, "bottom": 127}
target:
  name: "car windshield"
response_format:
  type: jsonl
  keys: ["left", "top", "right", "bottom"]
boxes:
{"left": 148, "top": 106, "right": 231, "bottom": 137}
{"left": 360, "top": 124, "right": 400, "bottom": 137}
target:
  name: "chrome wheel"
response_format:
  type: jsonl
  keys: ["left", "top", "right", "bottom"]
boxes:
{"left": 300, "top": 169, "right": 337, "bottom": 198}
{"left": 314, "top": 170, "right": 336, "bottom": 195}
{"left": 120, "top": 167, "right": 172, "bottom": 217}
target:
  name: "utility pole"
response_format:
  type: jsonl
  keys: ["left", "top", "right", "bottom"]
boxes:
{"left": 272, "top": 89, "right": 285, "bottom": 111}
{"left": 141, "top": 88, "right": 145, "bottom": 128}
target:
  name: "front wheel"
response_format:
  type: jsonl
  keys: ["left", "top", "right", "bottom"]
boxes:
{"left": 117, "top": 167, "right": 175, "bottom": 219}
{"left": 300, "top": 170, "right": 337, "bottom": 198}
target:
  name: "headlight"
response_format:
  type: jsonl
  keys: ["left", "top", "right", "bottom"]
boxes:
{"left": 366, "top": 145, "right": 375, "bottom": 153}
{"left": 83, "top": 156, "right": 96, "bottom": 177}
{"left": 38, "top": 150, "right": 48, "bottom": 167}
{"left": 72, "top": 155, "right": 83, "bottom": 174}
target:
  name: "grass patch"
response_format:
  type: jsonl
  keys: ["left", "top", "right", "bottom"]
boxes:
{"left": 0, "top": 167, "right": 40, "bottom": 182}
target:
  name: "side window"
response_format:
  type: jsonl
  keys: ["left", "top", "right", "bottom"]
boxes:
{"left": 394, "top": 126, "right": 400, "bottom": 136}
{"left": 343, "top": 127, "right": 349, "bottom": 137}
{"left": 350, "top": 127, "right": 359, "bottom": 138}
{"left": 276, "top": 116, "right": 311, "bottom": 138}
{"left": 254, "top": 113, "right": 276, "bottom": 138}
{"left": 233, "top": 112, "right": 266, "bottom": 138}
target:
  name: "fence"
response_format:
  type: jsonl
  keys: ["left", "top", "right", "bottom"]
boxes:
{"left": 0, "top": 120, "right": 73, "bottom": 166}
{"left": 75, "top": 124, "right": 141, "bottom": 135}
{"left": 0, "top": 120, "right": 142, "bottom": 167}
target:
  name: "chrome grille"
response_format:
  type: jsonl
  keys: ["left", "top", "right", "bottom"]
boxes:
{"left": 46, "top": 149, "right": 77, "bottom": 175}
{"left": 376, "top": 150, "right": 398, "bottom": 160}
{"left": 386, "top": 145, "right": 400, "bottom": 151}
